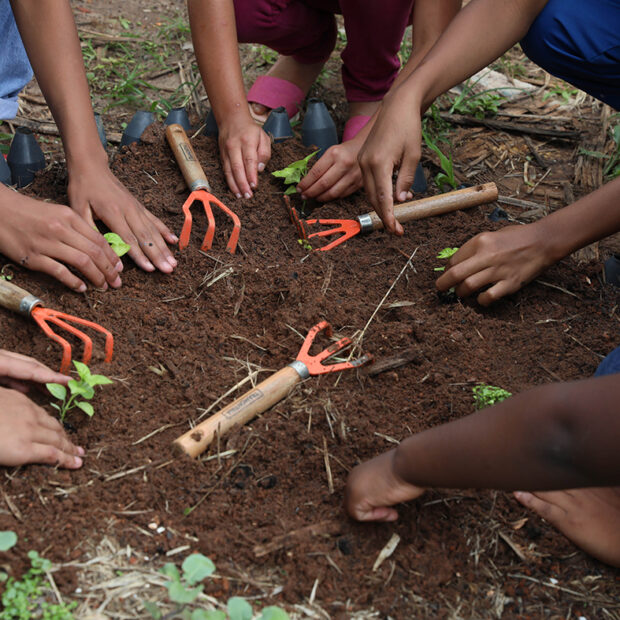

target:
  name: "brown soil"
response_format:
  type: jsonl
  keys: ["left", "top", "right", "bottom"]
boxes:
{"left": 1, "top": 120, "right": 619, "bottom": 617}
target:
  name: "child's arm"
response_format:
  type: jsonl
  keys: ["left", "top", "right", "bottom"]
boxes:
{"left": 346, "top": 374, "right": 620, "bottom": 521}
{"left": 436, "top": 176, "right": 620, "bottom": 304}
{"left": 357, "top": 0, "right": 549, "bottom": 233}
{"left": 188, "top": 0, "right": 270, "bottom": 199}
{"left": 297, "top": 0, "right": 462, "bottom": 202}
{"left": 9, "top": 0, "right": 178, "bottom": 276}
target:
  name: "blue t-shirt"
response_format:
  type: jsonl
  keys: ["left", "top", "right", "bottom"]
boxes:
{"left": 0, "top": 0, "right": 33, "bottom": 120}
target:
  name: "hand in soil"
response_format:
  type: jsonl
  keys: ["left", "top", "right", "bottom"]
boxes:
{"left": 436, "top": 222, "right": 553, "bottom": 305}
{"left": 514, "top": 487, "right": 620, "bottom": 568}
{"left": 218, "top": 116, "right": 271, "bottom": 199}
{"left": 0, "top": 187, "right": 122, "bottom": 292}
{"left": 357, "top": 86, "right": 424, "bottom": 236}
{"left": 0, "top": 349, "right": 69, "bottom": 393}
{"left": 0, "top": 386, "right": 84, "bottom": 468}
{"left": 345, "top": 449, "right": 425, "bottom": 521}
{"left": 297, "top": 138, "right": 363, "bottom": 202}
{"left": 66, "top": 163, "right": 178, "bottom": 274}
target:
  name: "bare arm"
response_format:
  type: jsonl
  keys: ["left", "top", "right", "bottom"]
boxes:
{"left": 346, "top": 374, "right": 620, "bottom": 521}
{"left": 188, "top": 0, "right": 270, "bottom": 198}
{"left": 10, "top": 0, "right": 178, "bottom": 275}
{"left": 436, "top": 176, "right": 620, "bottom": 304}
{"left": 298, "top": 0, "right": 462, "bottom": 202}
{"left": 358, "top": 0, "right": 549, "bottom": 232}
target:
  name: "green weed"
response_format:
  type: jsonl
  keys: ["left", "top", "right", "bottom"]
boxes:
{"left": 578, "top": 116, "right": 620, "bottom": 181}
{"left": 472, "top": 384, "right": 512, "bottom": 409}
{"left": 421, "top": 130, "right": 457, "bottom": 192}
{"left": 272, "top": 151, "right": 318, "bottom": 195}
{"left": 542, "top": 85, "right": 578, "bottom": 104}
{"left": 434, "top": 247, "right": 459, "bottom": 271}
{"left": 144, "top": 553, "right": 289, "bottom": 620}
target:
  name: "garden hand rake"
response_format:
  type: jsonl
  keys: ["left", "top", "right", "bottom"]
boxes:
{"left": 0, "top": 279, "right": 113, "bottom": 374}
{"left": 174, "top": 321, "right": 372, "bottom": 458}
{"left": 165, "top": 123, "right": 241, "bottom": 254}
{"left": 288, "top": 183, "right": 498, "bottom": 251}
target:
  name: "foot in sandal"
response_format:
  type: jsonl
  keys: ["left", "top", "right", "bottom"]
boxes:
{"left": 514, "top": 487, "right": 620, "bottom": 567}
{"left": 248, "top": 55, "right": 327, "bottom": 124}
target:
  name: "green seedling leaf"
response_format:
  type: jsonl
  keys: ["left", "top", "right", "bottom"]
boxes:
{"left": 437, "top": 247, "right": 459, "bottom": 260}
{"left": 0, "top": 531, "right": 17, "bottom": 551}
{"left": 472, "top": 384, "right": 512, "bottom": 410}
{"left": 68, "top": 379, "right": 95, "bottom": 400}
{"left": 272, "top": 151, "right": 318, "bottom": 187}
{"left": 259, "top": 607, "right": 290, "bottom": 620}
{"left": 76, "top": 401, "right": 95, "bottom": 417}
{"left": 227, "top": 596, "right": 253, "bottom": 620}
{"left": 167, "top": 581, "right": 202, "bottom": 604}
{"left": 161, "top": 563, "right": 181, "bottom": 581}
{"left": 182, "top": 553, "right": 215, "bottom": 585}
{"left": 46, "top": 383, "right": 67, "bottom": 401}
{"left": 73, "top": 360, "right": 91, "bottom": 381}
{"left": 143, "top": 600, "right": 163, "bottom": 619}
{"left": 104, "top": 232, "right": 131, "bottom": 257}
{"left": 88, "top": 374, "right": 114, "bottom": 386}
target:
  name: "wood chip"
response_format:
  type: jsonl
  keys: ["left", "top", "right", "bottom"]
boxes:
{"left": 372, "top": 533, "right": 400, "bottom": 572}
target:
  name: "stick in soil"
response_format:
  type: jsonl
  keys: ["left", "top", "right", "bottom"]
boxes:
{"left": 323, "top": 435, "right": 334, "bottom": 494}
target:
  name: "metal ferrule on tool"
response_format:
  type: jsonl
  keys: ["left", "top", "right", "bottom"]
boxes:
{"left": 357, "top": 214, "right": 374, "bottom": 234}
{"left": 287, "top": 360, "right": 310, "bottom": 380}
{"left": 190, "top": 179, "right": 211, "bottom": 192}
{"left": 19, "top": 295, "right": 41, "bottom": 317}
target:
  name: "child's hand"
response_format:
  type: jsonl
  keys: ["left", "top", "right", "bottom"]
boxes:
{"left": 436, "top": 222, "right": 555, "bottom": 305}
{"left": 345, "top": 450, "right": 425, "bottom": 521}
{"left": 0, "top": 350, "right": 69, "bottom": 393}
{"left": 0, "top": 188, "right": 122, "bottom": 292}
{"left": 297, "top": 140, "right": 363, "bottom": 202}
{"left": 66, "top": 159, "right": 178, "bottom": 275}
{"left": 358, "top": 87, "right": 423, "bottom": 236}
{"left": 218, "top": 117, "right": 271, "bottom": 199}
{"left": 0, "top": 387, "right": 84, "bottom": 468}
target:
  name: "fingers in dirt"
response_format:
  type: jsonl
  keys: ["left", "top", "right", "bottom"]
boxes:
{"left": 34, "top": 254, "right": 97, "bottom": 294}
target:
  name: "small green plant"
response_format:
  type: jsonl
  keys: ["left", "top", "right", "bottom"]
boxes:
{"left": 46, "top": 361, "right": 113, "bottom": 422}
{"left": 579, "top": 117, "right": 620, "bottom": 181}
{"left": 422, "top": 130, "right": 457, "bottom": 192}
{"left": 0, "top": 132, "right": 12, "bottom": 156}
{"left": 0, "top": 533, "right": 76, "bottom": 619}
{"left": 272, "top": 151, "right": 318, "bottom": 195}
{"left": 434, "top": 247, "right": 459, "bottom": 271}
{"left": 472, "top": 384, "right": 512, "bottom": 409}
{"left": 542, "top": 85, "right": 578, "bottom": 104}
{"left": 0, "top": 264, "right": 14, "bottom": 281}
{"left": 144, "top": 553, "right": 289, "bottom": 620}
{"left": 297, "top": 238, "right": 313, "bottom": 252}
{"left": 103, "top": 232, "right": 131, "bottom": 257}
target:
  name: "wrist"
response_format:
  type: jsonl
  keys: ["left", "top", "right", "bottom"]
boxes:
{"left": 531, "top": 217, "right": 571, "bottom": 266}
{"left": 392, "top": 439, "right": 422, "bottom": 488}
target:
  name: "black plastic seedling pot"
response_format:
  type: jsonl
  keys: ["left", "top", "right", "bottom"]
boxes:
{"left": 0, "top": 155, "right": 10, "bottom": 186}
{"left": 204, "top": 109, "right": 219, "bottom": 137}
{"left": 604, "top": 254, "right": 620, "bottom": 286}
{"left": 263, "top": 106, "right": 293, "bottom": 143}
{"left": 120, "top": 110, "right": 155, "bottom": 147}
{"left": 411, "top": 162, "right": 428, "bottom": 194}
{"left": 94, "top": 112, "right": 107, "bottom": 149}
{"left": 302, "top": 98, "right": 337, "bottom": 158}
{"left": 164, "top": 107, "right": 192, "bottom": 132}
{"left": 7, "top": 127, "right": 46, "bottom": 188}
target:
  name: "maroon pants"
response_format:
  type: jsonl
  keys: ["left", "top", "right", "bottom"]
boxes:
{"left": 234, "top": 0, "right": 414, "bottom": 101}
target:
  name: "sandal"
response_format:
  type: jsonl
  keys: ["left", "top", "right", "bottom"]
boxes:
{"left": 342, "top": 114, "right": 371, "bottom": 142}
{"left": 247, "top": 76, "right": 305, "bottom": 125}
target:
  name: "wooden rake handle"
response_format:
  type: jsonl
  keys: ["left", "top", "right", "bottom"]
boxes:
{"left": 174, "top": 365, "right": 301, "bottom": 458}
{"left": 0, "top": 278, "right": 41, "bottom": 316}
{"left": 365, "top": 182, "right": 498, "bottom": 231}
{"left": 165, "top": 123, "right": 211, "bottom": 192}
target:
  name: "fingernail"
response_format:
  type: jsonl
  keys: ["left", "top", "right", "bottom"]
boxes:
{"left": 398, "top": 191, "right": 407, "bottom": 202}
{"left": 235, "top": 193, "right": 242, "bottom": 199}
{"left": 296, "top": 187, "right": 302, "bottom": 193}
{"left": 167, "top": 256, "right": 178, "bottom": 268}
{"left": 258, "top": 162, "right": 265, "bottom": 172}
{"left": 144, "top": 261, "right": 155, "bottom": 271}
{"left": 74, "top": 456, "right": 83, "bottom": 468}
{"left": 243, "top": 192, "right": 252, "bottom": 200}
{"left": 112, "top": 276, "right": 122, "bottom": 288}
{"left": 77, "top": 283, "right": 87, "bottom": 293}
{"left": 77, "top": 446, "right": 85, "bottom": 456}
{"left": 250, "top": 181, "right": 256, "bottom": 189}
{"left": 116, "top": 260, "right": 123, "bottom": 271}
{"left": 171, "top": 234, "right": 179, "bottom": 243}
{"left": 301, "top": 194, "right": 307, "bottom": 201}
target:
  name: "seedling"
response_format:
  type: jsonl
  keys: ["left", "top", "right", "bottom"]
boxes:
{"left": 144, "top": 553, "right": 289, "bottom": 620}
{"left": 0, "top": 533, "right": 76, "bottom": 618}
{"left": 104, "top": 232, "right": 131, "bottom": 257}
{"left": 579, "top": 116, "right": 620, "bottom": 181}
{"left": 434, "top": 247, "right": 459, "bottom": 271}
{"left": 0, "top": 265, "right": 14, "bottom": 281}
{"left": 272, "top": 151, "right": 318, "bottom": 195}
{"left": 422, "top": 130, "right": 457, "bottom": 192}
{"left": 46, "top": 360, "right": 113, "bottom": 422}
{"left": 472, "top": 384, "right": 512, "bottom": 409}
{"left": 542, "top": 85, "right": 578, "bottom": 104}
{"left": 298, "top": 238, "right": 313, "bottom": 252}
